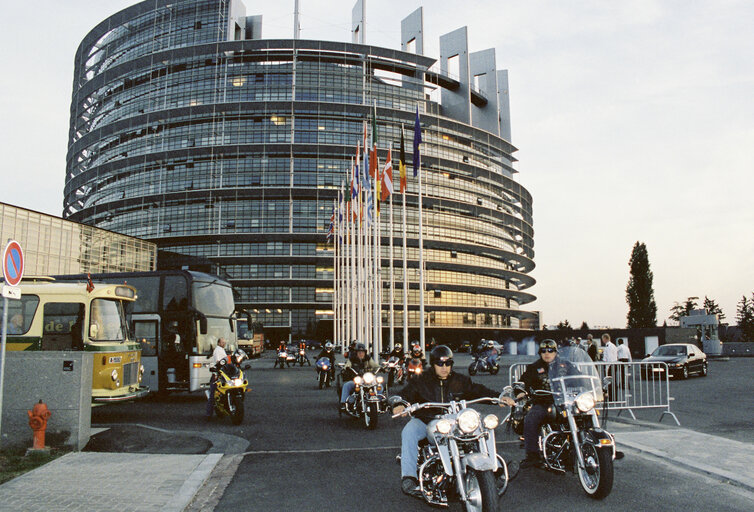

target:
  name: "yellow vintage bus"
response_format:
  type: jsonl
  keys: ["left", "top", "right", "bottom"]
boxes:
{"left": 2, "top": 277, "right": 148, "bottom": 403}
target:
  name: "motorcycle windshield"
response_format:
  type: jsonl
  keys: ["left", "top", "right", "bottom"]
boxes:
{"left": 221, "top": 364, "right": 241, "bottom": 379}
{"left": 316, "top": 357, "right": 330, "bottom": 367}
{"left": 548, "top": 347, "right": 604, "bottom": 406}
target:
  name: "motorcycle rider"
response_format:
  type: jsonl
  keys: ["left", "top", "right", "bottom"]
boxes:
{"left": 339, "top": 342, "right": 380, "bottom": 412}
{"left": 274, "top": 340, "right": 290, "bottom": 368}
{"left": 391, "top": 345, "right": 505, "bottom": 497}
{"left": 478, "top": 339, "right": 499, "bottom": 369}
{"left": 407, "top": 340, "right": 426, "bottom": 365}
{"left": 205, "top": 338, "right": 228, "bottom": 419}
{"left": 388, "top": 342, "right": 405, "bottom": 360}
{"left": 316, "top": 342, "right": 337, "bottom": 379}
{"left": 507, "top": 339, "right": 580, "bottom": 468}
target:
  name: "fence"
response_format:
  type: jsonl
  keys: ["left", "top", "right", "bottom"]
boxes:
{"left": 508, "top": 361, "right": 680, "bottom": 425}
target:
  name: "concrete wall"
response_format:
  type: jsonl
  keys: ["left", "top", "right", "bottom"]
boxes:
{"left": 1, "top": 352, "right": 92, "bottom": 450}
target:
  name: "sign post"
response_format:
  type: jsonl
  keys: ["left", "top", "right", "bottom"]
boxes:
{"left": 0, "top": 239, "right": 24, "bottom": 448}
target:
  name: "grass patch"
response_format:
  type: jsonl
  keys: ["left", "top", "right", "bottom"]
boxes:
{"left": 0, "top": 446, "right": 70, "bottom": 485}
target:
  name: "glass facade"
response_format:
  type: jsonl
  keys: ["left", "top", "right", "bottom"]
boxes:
{"left": 65, "top": 0, "right": 535, "bottom": 342}
{"left": 0, "top": 203, "right": 156, "bottom": 276}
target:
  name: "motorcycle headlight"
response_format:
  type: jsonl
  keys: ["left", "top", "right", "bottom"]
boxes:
{"left": 415, "top": 367, "right": 422, "bottom": 374}
{"left": 300, "top": 350, "right": 305, "bottom": 355}
{"left": 111, "top": 369, "right": 119, "bottom": 381}
{"left": 575, "top": 392, "right": 596, "bottom": 412}
{"left": 483, "top": 414, "right": 499, "bottom": 430}
{"left": 457, "top": 409, "right": 480, "bottom": 434}
{"left": 436, "top": 419, "right": 452, "bottom": 434}
{"left": 376, "top": 376, "right": 384, "bottom": 384}
{"left": 363, "top": 372, "right": 375, "bottom": 385}
{"left": 230, "top": 378, "right": 244, "bottom": 387}
{"left": 353, "top": 376, "right": 363, "bottom": 385}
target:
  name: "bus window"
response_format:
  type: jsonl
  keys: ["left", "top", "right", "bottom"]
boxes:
{"left": 2, "top": 295, "right": 39, "bottom": 335}
{"left": 42, "top": 303, "right": 85, "bottom": 350}
{"left": 192, "top": 281, "right": 234, "bottom": 317}
{"left": 123, "top": 277, "right": 158, "bottom": 313}
{"left": 134, "top": 320, "right": 158, "bottom": 356}
{"left": 90, "top": 299, "right": 127, "bottom": 341}
{"left": 163, "top": 276, "right": 188, "bottom": 311}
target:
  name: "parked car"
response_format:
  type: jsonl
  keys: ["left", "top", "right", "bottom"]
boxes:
{"left": 641, "top": 343, "right": 708, "bottom": 379}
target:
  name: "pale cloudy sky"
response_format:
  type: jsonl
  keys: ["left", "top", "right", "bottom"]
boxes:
{"left": 0, "top": 0, "right": 751, "bottom": 328}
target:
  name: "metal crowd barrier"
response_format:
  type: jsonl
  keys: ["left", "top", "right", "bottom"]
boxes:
{"left": 508, "top": 361, "right": 680, "bottom": 425}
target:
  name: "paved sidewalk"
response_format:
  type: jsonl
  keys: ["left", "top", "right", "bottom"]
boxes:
{"left": 614, "top": 427, "right": 754, "bottom": 493}
{"left": 0, "top": 452, "right": 221, "bottom": 512}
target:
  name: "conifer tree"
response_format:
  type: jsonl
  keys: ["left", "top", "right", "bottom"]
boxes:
{"left": 626, "top": 241, "right": 657, "bottom": 328}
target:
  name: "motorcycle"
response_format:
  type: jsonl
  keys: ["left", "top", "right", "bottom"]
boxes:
{"left": 211, "top": 349, "right": 250, "bottom": 425}
{"left": 275, "top": 349, "right": 289, "bottom": 369}
{"left": 391, "top": 395, "right": 510, "bottom": 511}
{"left": 316, "top": 357, "right": 334, "bottom": 389}
{"left": 383, "top": 356, "right": 406, "bottom": 388}
{"left": 468, "top": 354, "right": 500, "bottom": 376}
{"left": 337, "top": 364, "right": 388, "bottom": 429}
{"left": 406, "top": 357, "right": 424, "bottom": 381}
{"left": 505, "top": 346, "right": 615, "bottom": 499}
{"left": 297, "top": 348, "right": 311, "bottom": 366}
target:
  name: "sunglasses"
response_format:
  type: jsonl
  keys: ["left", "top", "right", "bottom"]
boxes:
{"left": 539, "top": 348, "right": 557, "bottom": 354}
{"left": 435, "top": 360, "right": 454, "bottom": 367}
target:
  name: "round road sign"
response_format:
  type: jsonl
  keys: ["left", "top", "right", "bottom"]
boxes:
{"left": 3, "top": 240, "right": 24, "bottom": 286}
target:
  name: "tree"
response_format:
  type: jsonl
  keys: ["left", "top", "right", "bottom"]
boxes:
{"left": 579, "top": 321, "right": 590, "bottom": 330}
{"left": 557, "top": 320, "right": 573, "bottom": 331}
{"left": 703, "top": 296, "right": 725, "bottom": 321}
{"left": 625, "top": 242, "right": 658, "bottom": 328}
{"left": 669, "top": 296, "right": 699, "bottom": 323}
{"left": 736, "top": 294, "right": 754, "bottom": 342}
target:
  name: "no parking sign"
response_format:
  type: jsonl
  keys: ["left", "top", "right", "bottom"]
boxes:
{"left": 3, "top": 240, "right": 24, "bottom": 287}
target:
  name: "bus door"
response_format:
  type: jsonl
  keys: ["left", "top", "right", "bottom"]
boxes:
{"left": 132, "top": 315, "right": 160, "bottom": 392}
{"left": 161, "top": 317, "right": 191, "bottom": 390}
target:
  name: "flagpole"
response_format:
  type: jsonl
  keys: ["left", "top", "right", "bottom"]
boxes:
{"left": 399, "top": 126, "right": 409, "bottom": 348}
{"left": 389, "top": 186, "right": 395, "bottom": 352}
{"left": 415, "top": 108, "right": 426, "bottom": 354}
{"left": 332, "top": 198, "right": 338, "bottom": 347}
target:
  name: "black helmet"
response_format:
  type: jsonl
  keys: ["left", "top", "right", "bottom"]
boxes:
{"left": 430, "top": 345, "right": 454, "bottom": 366}
{"left": 354, "top": 342, "right": 366, "bottom": 352}
{"left": 539, "top": 339, "right": 558, "bottom": 354}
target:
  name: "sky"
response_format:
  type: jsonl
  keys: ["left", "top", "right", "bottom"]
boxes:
{"left": 0, "top": 0, "right": 752, "bottom": 329}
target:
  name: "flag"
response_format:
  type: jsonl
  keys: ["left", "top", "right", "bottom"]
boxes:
{"left": 413, "top": 107, "right": 422, "bottom": 177}
{"left": 366, "top": 190, "right": 374, "bottom": 225}
{"left": 382, "top": 148, "right": 393, "bottom": 200}
{"left": 399, "top": 126, "right": 407, "bottom": 194}
{"left": 326, "top": 208, "right": 334, "bottom": 242}
{"left": 351, "top": 163, "right": 359, "bottom": 199}
{"left": 369, "top": 103, "right": 378, "bottom": 178}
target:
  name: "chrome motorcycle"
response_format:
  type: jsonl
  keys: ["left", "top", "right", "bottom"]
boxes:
{"left": 338, "top": 364, "right": 388, "bottom": 429}
{"left": 506, "top": 346, "right": 615, "bottom": 499}
{"left": 392, "top": 396, "right": 510, "bottom": 511}
{"left": 383, "top": 356, "right": 406, "bottom": 388}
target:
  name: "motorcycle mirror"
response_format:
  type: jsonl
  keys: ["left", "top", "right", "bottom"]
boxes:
{"left": 387, "top": 395, "right": 404, "bottom": 407}
{"left": 602, "top": 376, "right": 613, "bottom": 389}
{"left": 243, "top": 364, "right": 251, "bottom": 370}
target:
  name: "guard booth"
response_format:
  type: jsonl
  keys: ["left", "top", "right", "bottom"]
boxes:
{"left": 680, "top": 309, "right": 721, "bottom": 355}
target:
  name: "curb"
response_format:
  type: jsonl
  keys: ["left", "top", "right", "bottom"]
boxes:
{"left": 162, "top": 453, "right": 223, "bottom": 512}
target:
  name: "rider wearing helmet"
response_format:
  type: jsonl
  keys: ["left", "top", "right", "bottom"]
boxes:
{"left": 388, "top": 342, "right": 405, "bottom": 362}
{"left": 478, "top": 339, "right": 499, "bottom": 369}
{"left": 407, "top": 340, "right": 426, "bottom": 366}
{"left": 391, "top": 345, "right": 505, "bottom": 497}
{"left": 339, "top": 342, "right": 380, "bottom": 411}
{"left": 316, "top": 342, "right": 337, "bottom": 378}
{"left": 506, "top": 339, "right": 578, "bottom": 468}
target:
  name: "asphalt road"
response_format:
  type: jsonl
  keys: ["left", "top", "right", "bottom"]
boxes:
{"left": 92, "top": 352, "right": 754, "bottom": 511}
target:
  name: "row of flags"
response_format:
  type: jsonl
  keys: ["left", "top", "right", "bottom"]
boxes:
{"left": 329, "top": 106, "right": 425, "bottom": 355}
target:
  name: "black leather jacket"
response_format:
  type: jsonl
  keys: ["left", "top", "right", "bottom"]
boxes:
{"left": 520, "top": 357, "right": 580, "bottom": 405}
{"left": 394, "top": 369, "right": 499, "bottom": 423}
{"left": 316, "top": 349, "right": 336, "bottom": 366}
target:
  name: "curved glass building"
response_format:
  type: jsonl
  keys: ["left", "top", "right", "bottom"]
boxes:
{"left": 65, "top": 0, "right": 536, "bottom": 344}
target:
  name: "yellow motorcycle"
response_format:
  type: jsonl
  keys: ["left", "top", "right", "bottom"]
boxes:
{"left": 212, "top": 349, "right": 250, "bottom": 425}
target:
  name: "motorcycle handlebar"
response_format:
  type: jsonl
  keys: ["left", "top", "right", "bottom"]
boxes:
{"left": 391, "top": 397, "right": 501, "bottom": 418}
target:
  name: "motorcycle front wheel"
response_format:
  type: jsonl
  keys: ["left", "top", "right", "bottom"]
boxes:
{"left": 577, "top": 443, "right": 613, "bottom": 499}
{"left": 364, "top": 403, "right": 379, "bottom": 430}
{"left": 229, "top": 394, "right": 245, "bottom": 425}
{"left": 468, "top": 363, "right": 477, "bottom": 376}
{"left": 319, "top": 370, "right": 326, "bottom": 389}
{"left": 463, "top": 469, "right": 498, "bottom": 512}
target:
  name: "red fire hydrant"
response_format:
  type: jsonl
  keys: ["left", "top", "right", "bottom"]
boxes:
{"left": 27, "top": 400, "right": 52, "bottom": 450}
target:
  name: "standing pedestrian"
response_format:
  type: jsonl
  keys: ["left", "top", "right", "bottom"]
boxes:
{"left": 602, "top": 334, "right": 618, "bottom": 401}
{"left": 586, "top": 334, "right": 598, "bottom": 361}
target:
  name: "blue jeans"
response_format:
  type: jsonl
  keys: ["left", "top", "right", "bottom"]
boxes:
{"left": 341, "top": 380, "right": 355, "bottom": 403}
{"left": 486, "top": 354, "right": 498, "bottom": 367}
{"left": 523, "top": 404, "right": 548, "bottom": 454}
{"left": 205, "top": 380, "right": 217, "bottom": 417}
{"left": 401, "top": 418, "right": 429, "bottom": 478}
